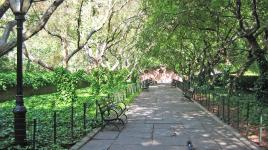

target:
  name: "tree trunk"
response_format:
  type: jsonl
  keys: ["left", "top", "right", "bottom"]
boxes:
{"left": 0, "top": 0, "right": 9, "bottom": 19}
{"left": 246, "top": 35, "right": 268, "bottom": 104}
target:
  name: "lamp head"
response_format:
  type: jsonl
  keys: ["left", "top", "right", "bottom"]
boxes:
{"left": 9, "top": 0, "right": 32, "bottom": 15}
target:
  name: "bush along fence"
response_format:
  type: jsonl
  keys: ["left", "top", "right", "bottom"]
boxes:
{"left": 0, "top": 83, "right": 141, "bottom": 150}
{"left": 174, "top": 80, "right": 268, "bottom": 149}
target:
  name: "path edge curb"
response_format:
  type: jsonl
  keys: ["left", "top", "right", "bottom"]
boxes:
{"left": 70, "top": 127, "right": 102, "bottom": 150}
{"left": 176, "top": 87, "right": 263, "bottom": 150}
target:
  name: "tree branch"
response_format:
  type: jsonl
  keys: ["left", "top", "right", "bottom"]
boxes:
{"left": 44, "top": 27, "right": 63, "bottom": 41}
{"left": 65, "top": 29, "right": 98, "bottom": 63}
{"left": 65, "top": 0, "right": 130, "bottom": 63}
{"left": 0, "top": 21, "right": 16, "bottom": 45}
{"left": 264, "top": 28, "right": 268, "bottom": 49}
{"left": 236, "top": 0, "right": 245, "bottom": 32}
{"left": 248, "top": 0, "right": 260, "bottom": 35}
{"left": 23, "top": 44, "right": 54, "bottom": 71}
{"left": 234, "top": 52, "right": 255, "bottom": 78}
{"left": 0, "top": 0, "right": 65, "bottom": 57}
{"left": 0, "top": 0, "right": 9, "bottom": 19}
{"left": 24, "top": 0, "right": 65, "bottom": 40}
{"left": 77, "top": 0, "right": 84, "bottom": 49}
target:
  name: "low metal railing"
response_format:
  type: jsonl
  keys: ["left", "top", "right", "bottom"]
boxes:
{"left": 174, "top": 80, "right": 268, "bottom": 148}
{"left": 0, "top": 83, "right": 140, "bottom": 149}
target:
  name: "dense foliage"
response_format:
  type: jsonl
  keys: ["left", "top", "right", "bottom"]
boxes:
{"left": 138, "top": 0, "right": 268, "bottom": 103}
{"left": 54, "top": 68, "right": 85, "bottom": 106}
{"left": 0, "top": 0, "right": 143, "bottom": 72}
{"left": 1, "top": 0, "right": 268, "bottom": 148}
{"left": 0, "top": 67, "right": 140, "bottom": 149}
{"left": 0, "top": 71, "right": 54, "bottom": 91}
{"left": 87, "top": 67, "right": 130, "bottom": 95}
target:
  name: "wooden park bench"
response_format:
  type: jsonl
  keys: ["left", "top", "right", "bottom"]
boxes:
{"left": 148, "top": 78, "right": 157, "bottom": 85}
{"left": 184, "top": 87, "right": 195, "bottom": 100}
{"left": 171, "top": 79, "right": 178, "bottom": 87}
{"left": 96, "top": 96, "right": 127, "bottom": 130}
{"left": 141, "top": 79, "right": 149, "bottom": 90}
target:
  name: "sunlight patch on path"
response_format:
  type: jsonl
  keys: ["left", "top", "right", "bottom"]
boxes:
{"left": 79, "top": 84, "right": 259, "bottom": 150}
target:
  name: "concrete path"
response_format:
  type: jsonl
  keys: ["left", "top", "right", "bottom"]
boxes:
{"left": 80, "top": 84, "right": 259, "bottom": 150}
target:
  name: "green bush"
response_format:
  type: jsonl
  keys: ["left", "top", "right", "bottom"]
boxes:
{"left": 87, "top": 68, "right": 129, "bottom": 96}
{"left": 213, "top": 74, "right": 259, "bottom": 90}
{"left": 131, "top": 70, "right": 139, "bottom": 83}
{"left": 53, "top": 68, "right": 85, "bottom": 107}
{"left": 235, "top": 75, "right": 259, "bottom": 90}
{"left": 0, "top": 72, "right": 55, "bottom": 91}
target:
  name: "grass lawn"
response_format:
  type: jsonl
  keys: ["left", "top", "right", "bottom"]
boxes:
{"left": 0, "top": 84, "right": 140, "bottom": 149}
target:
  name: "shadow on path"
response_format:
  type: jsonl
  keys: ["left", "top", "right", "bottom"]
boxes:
{"left": 80, "top": 84, "right": 259, "bottom": 150}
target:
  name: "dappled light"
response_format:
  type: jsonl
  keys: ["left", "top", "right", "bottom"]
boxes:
{"left": 1, "top": 0, "right": 268, "bottom": 149}
{"left": 140, "top": 67, "right": 182, "bottom": 83}
{"left": 81, "top": 85, "right": 258, "bottom": 150}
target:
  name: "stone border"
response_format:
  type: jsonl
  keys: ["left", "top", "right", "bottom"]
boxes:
{"left": 70, "top": 89, "right": 141, "bottom": 150}
{"left": 194, "top": 101, "right": 262, "bottom": 150}
{"left": 70, "top": 127, "right": 101, "bottom": 150}
{"left": 0, "top": 81, "right": 89, "bottom": 102}
{"left": 176, "top": 88, "right": 262, "bottom": 150}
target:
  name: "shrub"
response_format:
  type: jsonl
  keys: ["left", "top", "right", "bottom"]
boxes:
{"left": 0, "top": 72, "right": 55, "bottom": 91}
{"left": 235, "top": 75, "right": 259, "bottom": 90}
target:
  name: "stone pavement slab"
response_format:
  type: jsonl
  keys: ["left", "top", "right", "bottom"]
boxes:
{"left": 79, "top": 84, "right": 260, "bottom": 150}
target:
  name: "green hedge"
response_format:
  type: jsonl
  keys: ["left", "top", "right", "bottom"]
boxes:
{"left": 0, "top": 68, "right": 136, "bottom": 93}
{"left": 213, "top": 74, "right": 259, "bottom": 90}
{"left": 0, "top": 72, "right": 56, "bottom": 91}
{"left": 235, "top": 75, "right": 259, "bottom": 90}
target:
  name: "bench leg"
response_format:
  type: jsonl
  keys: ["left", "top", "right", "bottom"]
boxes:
{"left": 100, "top": 122, "right": 107, "bottom": 131}
{"left": 104, "top": 121, "right": 120, "bottom": 131}
{"left": 111, "top": 122, "right": 120, "bottom": 131}
{"left": 123, "top": 114, "right": 128, "bottom": 123}
{"left": 118, "top": 118, "right": 125, "bottom": 125}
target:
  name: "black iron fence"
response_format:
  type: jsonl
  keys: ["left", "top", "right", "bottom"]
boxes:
{"left": 174, "top": 80, "right": 268, "bottom": 148}
{"left": 0, "top": 83, "right": 140, "bottom": 149}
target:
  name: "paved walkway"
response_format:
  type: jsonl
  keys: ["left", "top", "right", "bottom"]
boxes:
{"left": 80, "top": 84, "right": 259, "bottom": 150}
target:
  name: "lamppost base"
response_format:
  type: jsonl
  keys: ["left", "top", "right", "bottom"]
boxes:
{"left": 13, "top": 101, "right": 27, "bottom": 146}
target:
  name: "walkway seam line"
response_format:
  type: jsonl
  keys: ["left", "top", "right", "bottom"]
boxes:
{"left": 70, "top": 127, "right": 102, "bottom": 150}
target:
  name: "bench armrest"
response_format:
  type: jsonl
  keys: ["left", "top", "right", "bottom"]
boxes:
{"left": 103, "top": 107, "right": 119, "bottom": 120}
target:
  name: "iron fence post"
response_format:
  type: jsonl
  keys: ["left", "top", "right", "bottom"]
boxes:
{"left": 227, "top": 96, "right": 230, "bottom": 124}
{"left": 246, "top": 101, "right": 250, "bottom": 136}
{"left": 83, "top": 103, "right": 87, "bottom": 133}
{"left": 212, "top": 93, "right": 215, "bottom": 113}
{"left": 32, "top": 119, "right": 36, "bottom": 150}
{"left": 217, "top": 96, "right": 220, "bottom": 117}
{"left": 237, "top": 100, "right": 240, "bottom": 130}
{"left": 194, "top": 88, "right": 196, "bottom": 100}
{"left": 53, "top": 111, "right": 57, "bottom": 144}
{"left": 208, "top": 91, "right": 210, "bottom": 111}
{"left": 205, "top": 90, "right": 208, "bottom": 109}
{"left": 201, "top": 89, "right": 204, "bottom": 106}
{"left": 259, "top": 111, "right": 263, "bottom": 145}
{"left": 222, "top": 96, "right": 225, "bottom": 122}
{"left": 71, "top": 103, "right": 74, "bottom": 141}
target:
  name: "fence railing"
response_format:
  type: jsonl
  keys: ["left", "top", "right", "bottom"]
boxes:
{"left": 0, "top": 83, "right": 140, "bottom": 149}
{"left": 174, "top": 80, "right": 268, "bottom": 148}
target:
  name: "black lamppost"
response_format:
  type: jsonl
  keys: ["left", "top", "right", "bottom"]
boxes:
{"left": 9, "top": 0, "right": 32, "bottom": 146}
